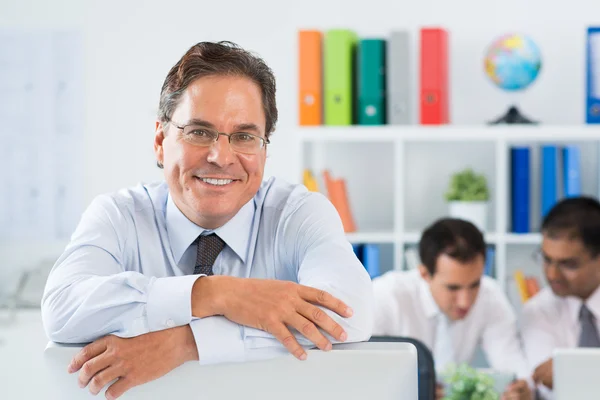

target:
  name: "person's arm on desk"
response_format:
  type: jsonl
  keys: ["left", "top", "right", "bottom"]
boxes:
{"left": 480, "top": 283, "right": 533, "bottom": 399}
{"left": 521, "top": 299, "right": 558, "bottom": 395}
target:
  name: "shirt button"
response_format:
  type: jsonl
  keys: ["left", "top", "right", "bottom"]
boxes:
{"left": 166, "top": 319, "right": 175, "bottom": 328}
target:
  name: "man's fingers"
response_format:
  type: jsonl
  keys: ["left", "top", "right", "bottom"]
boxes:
{"left": 298, "top": 303, "right": 347, "bottom": 342}
{"left": 288, "top": 313, "right": 331, "bottom": 351}
{"left": 269, "top": 323, "right": 306, "bottom": 360}
{"left": 78, "top": 353, "right": 112, "bottom": 389}
{"left": 105, "top": 377, "right": 133, "bottom": 400}
{"left": 299, "top": 286, "right": 353, "bottom": 318}
{"left": 68, "top": 340, "right": 108, "bottom": 374}
{"left": 87, "top": 365, "right": 121, "bottom": 396}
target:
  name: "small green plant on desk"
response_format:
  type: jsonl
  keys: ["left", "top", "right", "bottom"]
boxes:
{"left": 444, "top": 168, "right": 489, "bottom": 202}
{"left": 441, "top": 363, "right": 499, "bottom": 400}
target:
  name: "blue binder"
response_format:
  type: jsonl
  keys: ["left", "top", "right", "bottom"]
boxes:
{"left": 586, "top": 27, "right": 600, "bottom": 123}
{"left": 362, "top": 244, "right": 380, "bottom": 279}
{"left": 563, "top": 145, "right": 582, "bottom": 197}
{"left": 541, "top": 145, "right": 559, "bottom": 218}
{"left": 484, "top": 247, "right": 495, "bottom": 277}
{"left": 511, "top": 147, "right": 530, "bottom": 233}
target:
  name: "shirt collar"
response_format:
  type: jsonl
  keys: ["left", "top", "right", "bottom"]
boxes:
{"left": 418, "top": 273, "right": 442, "bottom": 319}
{"left": 166, "top": 193, "right": 255, "bottom": 265}
{"left": 565, "top": 285, "right": 600, "bottom": 325}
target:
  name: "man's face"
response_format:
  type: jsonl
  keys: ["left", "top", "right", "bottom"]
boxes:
{"left": 420, "top": 254, "right": 484, "bottom": 321}
{"left": 540, "top": 234, "right": 600, "bottom": 299}
{"left": 154, "top": 75, "right": 267, "bottom": 229}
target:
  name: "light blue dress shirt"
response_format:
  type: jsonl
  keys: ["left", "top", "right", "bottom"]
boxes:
{"left": 41, "top": 177, "right": 373, "bottom": 365}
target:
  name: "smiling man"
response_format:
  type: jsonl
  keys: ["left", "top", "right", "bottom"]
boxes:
{"left": 372, "top": 218, "right": 531, "bottom": 400}
{"left": 41, "top": 41, "right": 373, "bottom": 399}
{"left": 521, "top": 197, "right": 600, "bottom": 399}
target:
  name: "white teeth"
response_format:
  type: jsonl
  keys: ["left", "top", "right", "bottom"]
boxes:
{"left": 201, "top": 178, "right": 233, "bottom": 186}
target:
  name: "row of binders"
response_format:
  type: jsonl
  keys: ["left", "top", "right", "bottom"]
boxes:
{"left": 511, "top": 144, "right": 581, "bottom": 233}
{"left": 304, "top": 169, "right": 357, "bottom": 232}
{"left": 298, "top": 28, "right": 448, "bottom": 126}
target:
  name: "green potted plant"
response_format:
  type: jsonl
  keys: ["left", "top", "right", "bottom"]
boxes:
{"left": 444, "top": 168, "right": 490, "bottom": 232}
{"left": 441, "top": 363, "right": 500, "bottom": 400}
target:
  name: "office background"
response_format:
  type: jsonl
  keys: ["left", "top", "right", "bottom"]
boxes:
{"left": 1, "top": 0, "right": 599, "bottom": 395}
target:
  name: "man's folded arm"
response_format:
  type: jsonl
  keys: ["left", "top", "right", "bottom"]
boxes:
{"left": 41, "top": 196, "right": 200, "bottom": 343}
{"left": 242, "top": 192, "right": 374, "bottom": 346}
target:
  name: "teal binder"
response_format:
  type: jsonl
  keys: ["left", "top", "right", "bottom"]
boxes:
{"left": 324, "top": 29, "right": 357, "bottom": 125}
{"left": 357, "top": 39, "right": 386, "bottom": 125}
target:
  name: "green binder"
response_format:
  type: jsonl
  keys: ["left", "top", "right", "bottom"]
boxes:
{"left": 324, "top": 29, "right": 357, "bottom": 125}
{"left": 357, "top": 39, "right": 386, "bottom": 125}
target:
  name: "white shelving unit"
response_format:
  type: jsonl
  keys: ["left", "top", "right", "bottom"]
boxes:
{"left": 298, "top": 125, "right": 600, "bottom": 293}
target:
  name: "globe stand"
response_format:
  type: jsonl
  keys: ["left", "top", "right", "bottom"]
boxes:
{"left": 488, "top": 105, "right": 538, "bottom": 125}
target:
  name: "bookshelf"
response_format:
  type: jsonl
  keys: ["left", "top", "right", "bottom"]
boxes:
{"left": 298, "top": 124, "right": 600, "bottom": 295}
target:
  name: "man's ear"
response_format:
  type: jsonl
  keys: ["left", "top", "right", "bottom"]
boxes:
{"left": 418, "top": 264, "right": 432, "bottom": 282}
{"left": 154, "top": 120, "right": 165, "bottom": 168}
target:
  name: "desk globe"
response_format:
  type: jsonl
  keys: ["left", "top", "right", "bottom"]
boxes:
{"left": 484, "top": 33, "right": 542, "bottom": 124}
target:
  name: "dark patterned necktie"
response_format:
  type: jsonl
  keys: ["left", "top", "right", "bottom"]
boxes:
{"left": 194, "top": 233, "right": 226, "bottom": 275}
{"left": 579, "top": 304, "right": 600, "bottom": 347}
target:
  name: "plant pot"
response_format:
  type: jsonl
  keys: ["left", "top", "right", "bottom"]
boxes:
{"left": 448, "top": 201, "right": 488, "bottom": 232}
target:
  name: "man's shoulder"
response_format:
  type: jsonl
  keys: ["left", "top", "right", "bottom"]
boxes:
{"left": 522, "top": 287, "right": 559, "bottom": 315}
{"left": 88, "top": 181, "right": 168, "bottom": 217}
{"left": 255, "top": 176, "right": 328, "bottom": 215}
{"left": 372, "top": 270, "right": 421, "bottom": 296}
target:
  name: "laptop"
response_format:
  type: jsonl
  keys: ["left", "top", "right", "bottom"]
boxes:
{"left": 42, "top": 341, "right": 418, "bottom": 400}
{"left": 554, "top": 348, "right": 600, "bottom": 399}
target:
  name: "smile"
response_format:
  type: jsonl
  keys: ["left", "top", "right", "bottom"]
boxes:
{"left": 199, "top": 178, "right": 234, "bottom": 186}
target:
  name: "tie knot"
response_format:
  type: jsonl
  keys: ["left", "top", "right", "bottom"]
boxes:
{"left": 580, "top": 304, "right": 595, "bottom": 321}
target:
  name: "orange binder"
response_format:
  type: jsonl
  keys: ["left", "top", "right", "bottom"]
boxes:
{"left": 419, "top": 28, "right": 449, "bottom": 124}
{"left": 298, "top": 30, "right": 322, "bottom": 125}
{"left": 323, "top": 170, "right": 357, "bottom": 233}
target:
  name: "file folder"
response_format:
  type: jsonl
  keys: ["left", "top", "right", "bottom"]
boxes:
{"left": 541, "top": 145, "right": 559, "bottom": 218}
{"left": 511, "top": 147, "right": 530, "bottom": 233}
{"left": 298, "top": 30, "right": 322, "bottom": 126}
{"left": 387, "top": 31, "right": 411, "bottom": 125}
{"left": 324, "top": 29, "right": 357, "bottom": 125}
{"left": 563, "top": 145, "right": 582, "bottom": 197}
{"left": 419, "top": 28, "right": 449, "bottom": 125}
{"left": 586, "top": 27, "right": 600, "bottom": 123}
{"left": 357, "top": 38, "right": 386, "bottom": 125}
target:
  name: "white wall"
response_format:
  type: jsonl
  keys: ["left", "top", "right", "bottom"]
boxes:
{"left": 0, "top": 0, "right": 597, "bottom": 278}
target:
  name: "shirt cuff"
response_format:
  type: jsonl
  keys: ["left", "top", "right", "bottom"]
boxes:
{"left": 146, "top": 275, "right": 200, "bottom": 332}
{"left": 189, "top": 316, "right": 246, "bottom": 365}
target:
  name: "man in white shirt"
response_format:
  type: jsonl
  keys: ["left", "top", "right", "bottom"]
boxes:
{"left": 41, "top": 41, "right": 373, "bottom": 399}
{"left": 373, "top": 217, "right": 531, "bottom": 400}
{"left": 522, "top": 197, "right": 600, "bottom": 399}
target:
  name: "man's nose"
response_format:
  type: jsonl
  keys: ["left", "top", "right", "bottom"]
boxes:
{"left": 206, "top": 135, "right": 235, "bottom": 166}
{"left": 457, "top": 290, "right": 473, "bottom": 309}
{"left": 546, "top": 263, "right": 562, "bottom": 281}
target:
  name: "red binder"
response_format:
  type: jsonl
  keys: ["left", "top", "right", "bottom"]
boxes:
{"left": 419, "top": 28, "right": 449, "bottom": 124}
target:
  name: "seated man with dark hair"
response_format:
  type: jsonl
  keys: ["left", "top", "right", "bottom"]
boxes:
{"left": 373, "top": 217, "right": 531, "bottom": 400}
{"left": 522, "top": 196, "right": 600, "bottom": 399}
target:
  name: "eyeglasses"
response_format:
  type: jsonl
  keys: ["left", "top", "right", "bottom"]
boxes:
{"left": 532, "top": 248, "right": 584, "bottom": 272}
{"left": 167, "top": 119, "right": 269, "bottom": 155}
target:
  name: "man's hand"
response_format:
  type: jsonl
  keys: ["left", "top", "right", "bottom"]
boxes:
{"left": 192, "top": 276, "right": 353, "bottom": 360}
{"left": 501, "top": 379, "right": 532, "bottom": 400}
{"left": 68, "top": 325, "right": 198, "bottom": 399}
{"left": 532, "top": 358, "right": 553, "bottom": 389}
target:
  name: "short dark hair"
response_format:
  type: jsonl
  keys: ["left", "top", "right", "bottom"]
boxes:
{"left": 158, "top": 41, "right": 278, "bottom": 138}
{"left": 419, "top": 218, "right": 486, "bottom": 276}
{"left": 541, "top": 196, "right": 600, "bottom": 257}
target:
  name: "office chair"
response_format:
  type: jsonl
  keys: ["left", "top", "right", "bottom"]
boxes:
{"left": 369, "top": 336, "right": 436, "bottom": 400}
